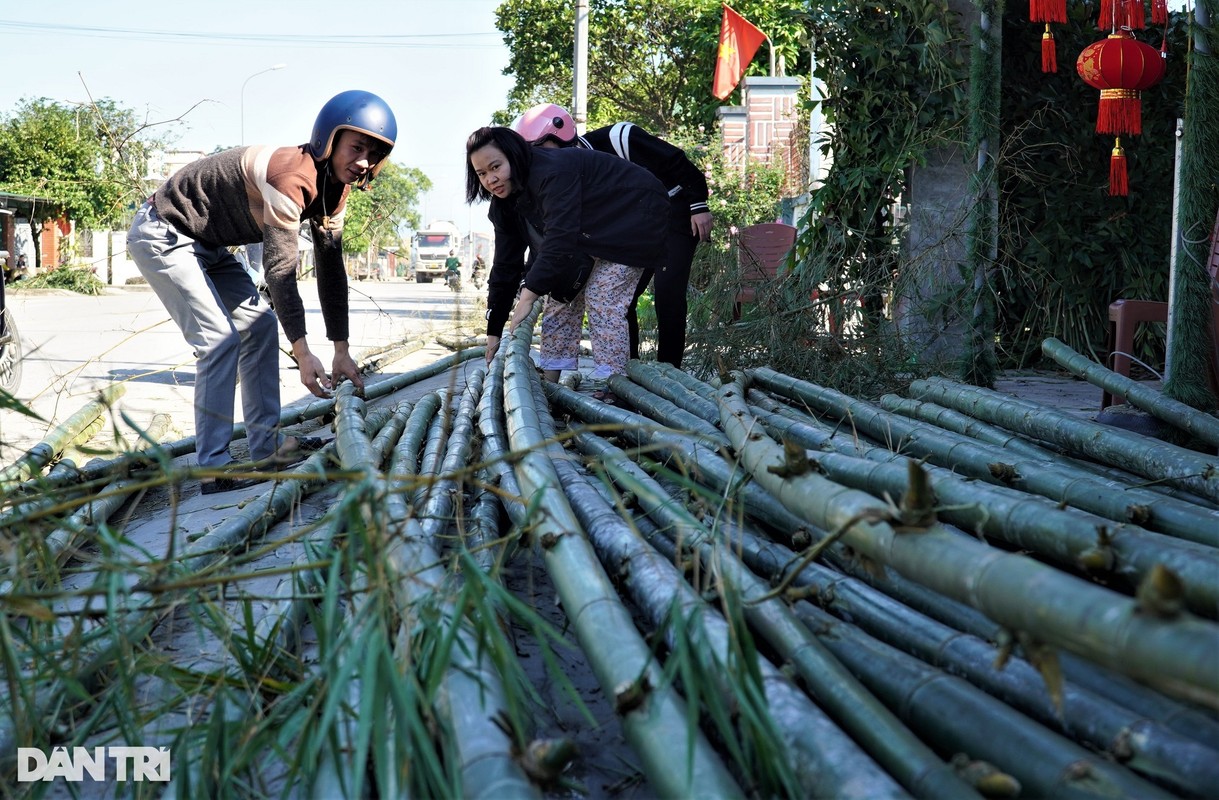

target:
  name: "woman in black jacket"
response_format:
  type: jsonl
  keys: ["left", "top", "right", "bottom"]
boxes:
{"left": 465, "top": 126, "right": 667, "bottom": 398}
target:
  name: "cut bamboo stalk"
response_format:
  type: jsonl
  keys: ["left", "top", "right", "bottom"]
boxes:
{"left": 577, "top": 432, "right": 973, "bottom": 800}
{"left": 866, "top": 398, "right": 1219, "bottom": 548}
{"left": 753, "top": 367, "right": 1219, "bottom": 547}
{"left": 0, "top": 415, "right": 176, "bottom": 594}
{"left": 0, "top": 441, "right": 342, "bottom": 764}
{"left": 793, "top": 603, "right": 1176, "bottom": 800}
{"left": 625, "top": 360, "right": 722, "bottom": 425}
{"left": 826, "top": 545, "right": 1219, "bottom": 749}
{"left": 1044, "top": 337, "right": 1219, "bottom": 449}
{"left": 606, "top": 373, "right": 730, "bottom": 445}
{"left": 420, "top": 369, "right": 486, "bottom": 541}
{"left": 320, "top": 382, "right": 535, "bottom": 799}
{"left": 881, "top": 392, "right": 1216, "bottom": 508}
{"left": 732, "top": 527, "right": 1219, "bottom": 797}
{"left": 501, "top": 307, "right": 745, "bottom": 799}
{"left": 907, "top": 376, "right": 1219, "bottom": 502}
{"left": 532, "top": 375, "right": 893, "bottom": 798}
{"left": 475, "top": 347, "right": 528, "bottom": 529}
{"left": 747, "top": 408, "right": 1219, "bottom": 615}
{"left": 714, "top": 378, "right": 1219, "bottom": 704}
{"left": 0, "top": 383, "right": 125, "bottom": 487}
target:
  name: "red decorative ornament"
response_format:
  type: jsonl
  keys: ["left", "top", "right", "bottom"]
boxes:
{"left": 1029, "top": 0, "right": 1066, "bottom": 73}
{"left": 1098, "top": 0, "right": 1146, "bottom": 30}
{"left": 1076, "top": 32, "right": 1165, "bottom": 196}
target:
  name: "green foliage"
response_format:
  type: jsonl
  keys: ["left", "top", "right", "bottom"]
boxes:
{"left": 960, "top": 0, "right": 1003, "bottom": 387}
{"left": 0, "top": 97, "right": 165, "bottom": 231}
{"left": 797, "top": 0, "right": 970, "bottom": 290}
{"left": 494, "top": 0, "right": 808, "bottom": 132}
{"left": 660, "top": 127, "right": 787, "bottom": 235}
{"left": 342, "top": 160, "right": 432, "bottom": 256}
{"left": 995, "top": 6, "right": 1189, "bottom": 367}
{"left": 1163, "top": 0, "right": 1219, "bottom": 409}
{"left": 17, "top": 265, "right": 106, "bottom": 295}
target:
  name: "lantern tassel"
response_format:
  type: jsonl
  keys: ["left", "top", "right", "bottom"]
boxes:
{"left": 1097, "top": 89, "right": 1143, "bottom": 136}
{"left": 1109, "top": 139, "right": 1129, "bottom": 197}
{"left": 1152, "top": 0, "right": 1168, "bottom": 25}
{"left": 1030, "top": 0, "right": 1067, "bottom": 23}
{"left": 1098, "top": 0, "right": 1115, "bottom": 28}
{"left": 1125, "top": 0, "right": 1146, "bottom": 29}
{"left": 1042, "top": 25, "right": 1058, "bottom": 73}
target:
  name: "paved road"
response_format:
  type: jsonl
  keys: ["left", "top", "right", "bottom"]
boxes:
{"left": 0, "top": 277, "right": 485, "bottom": 462}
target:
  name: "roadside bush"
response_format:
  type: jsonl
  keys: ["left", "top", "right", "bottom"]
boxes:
{"left": 16, "top": 265, "right": 106, "bottom": 295}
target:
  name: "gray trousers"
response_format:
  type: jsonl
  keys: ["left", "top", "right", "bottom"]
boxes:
{"left": 126, "top": 202, "right": 281, "bottom": 468}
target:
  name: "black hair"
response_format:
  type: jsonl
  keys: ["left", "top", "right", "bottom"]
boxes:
{"left": 465, "top": 126, "right": 533, "bottom": 203}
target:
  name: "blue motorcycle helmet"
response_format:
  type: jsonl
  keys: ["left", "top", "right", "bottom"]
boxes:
{"left": 309, "top": 90, "right": 397, "bottom": 183}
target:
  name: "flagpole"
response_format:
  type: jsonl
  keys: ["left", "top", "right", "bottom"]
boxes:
{"left": 573, "top": 0, "right": 589, "bottom": 133}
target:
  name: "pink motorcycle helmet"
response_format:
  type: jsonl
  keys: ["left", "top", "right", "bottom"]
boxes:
{"left": 512, "top": 103, "right": 577, "bottom": 147}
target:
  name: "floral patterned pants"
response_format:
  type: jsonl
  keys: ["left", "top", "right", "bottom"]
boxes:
{"left": 539, "top": 259, "right": 643, "bottom": 379}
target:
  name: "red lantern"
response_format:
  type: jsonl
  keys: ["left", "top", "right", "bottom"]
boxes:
{"left": 1075, "top": 32, "right": 1165, "bottom": 196}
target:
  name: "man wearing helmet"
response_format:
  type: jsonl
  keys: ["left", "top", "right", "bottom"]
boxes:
{"left": 513, "top": 103, "right": 713, "bottom": 369}
{"left": 126, "top": 90, "right": 396, "bottom": 493}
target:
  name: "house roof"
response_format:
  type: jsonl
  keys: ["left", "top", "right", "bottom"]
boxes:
{"left": 0, "top": 190, "right": 56, "bottom": 217}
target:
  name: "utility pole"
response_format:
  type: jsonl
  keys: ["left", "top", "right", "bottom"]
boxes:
{"left": 573, "top": 0, "right": 589, "bottom": 134}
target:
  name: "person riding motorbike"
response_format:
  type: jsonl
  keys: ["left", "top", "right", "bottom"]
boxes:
{"left": 471, "top": 255, "right": 485, "bottom": 290}
{"left": 445, "top": 249, "right": 462, "bottom": 291}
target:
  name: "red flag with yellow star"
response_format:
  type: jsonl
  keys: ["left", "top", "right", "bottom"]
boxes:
{"left": 712, "top": 4, "right": 767, "bottom": 100}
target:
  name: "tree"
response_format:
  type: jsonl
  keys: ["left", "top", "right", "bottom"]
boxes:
{"left": 495, "top": 0, "right": 807, "bottom": 133}
{"left": 342, "top": 160, "right": 431, "bottom": 259}
{"left": 0, "top": 97, "right": 166, "bottom": 268}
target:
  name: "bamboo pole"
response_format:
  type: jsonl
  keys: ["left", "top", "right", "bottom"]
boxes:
{"left": 752, "top": 367, "right": 1219, "bottom": 546}
{"left": 732, "top": 526, "right": 1219, "bottom": 797}
{"left": 1044, "top": 337, "right": 1219, "bottom": 449}
{"left": 500, "top": 305, "right": 745, "bottom": 799}
{"left": 325, "top": 382, "right": 537, "bottom": 799}
{"left": 0, "top": 383, "right": 125, "bottom": 487}
{"left": 531, "top": 374, "right": 891, "bottom": 798}
{"left": 0, "top": 414, "right": 176, "bottom": 595}
{"left": 0, "top": 441, "right": 343, "bottom": 764}
{"left": 626, "top": 360, "right": 721, "bottom": 425}
{"left": 605, "top": 372, "right": 729, "bottom": 444}
{"left": 420, "top": 370, "right": 486, "bottom": 540}
{"left": 746, "top": 404, "right": 1219, "bottom": 614}
{"left": 714, "top": 377, "right": 1219, "bottom": 703}
{"left": 908, "top": 377, "right": 1219, "bottom": 502}
{"left": 794, "top": 603, "right": 1174, "bottom": 800}
{"left": 878, "top": 392, "right": 1216, "bottom": 509}
{"left": 577, "top": 432, "right": 972, "bottom": 800}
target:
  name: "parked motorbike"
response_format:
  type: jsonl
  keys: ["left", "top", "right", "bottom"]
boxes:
{"left": 0, "top": 271, "right": 23, "bottom": 396}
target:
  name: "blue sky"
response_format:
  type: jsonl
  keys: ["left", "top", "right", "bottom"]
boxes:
{"left": 0, "top": 0, "right": 515, "bottom": 233}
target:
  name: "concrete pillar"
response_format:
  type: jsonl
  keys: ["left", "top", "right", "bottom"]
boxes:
{"left": 109, "top": 231, "right": 140, "bottom": 285}
{"left": 894, "top": 0, "right": 979, "bottom": 366}
{"left": 741, "top": 76, "right": 802, "bottom": 172}
{"left": 717, "top": 105, "right": 748, "bottom": 171}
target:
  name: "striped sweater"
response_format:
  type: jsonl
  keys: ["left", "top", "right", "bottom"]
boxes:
{"left": 151, "top": 145, "right": 350, "bottom": 344}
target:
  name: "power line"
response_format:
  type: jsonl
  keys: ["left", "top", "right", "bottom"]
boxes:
{"left": 0, "top": 20, "right": 504, "bottom": 49}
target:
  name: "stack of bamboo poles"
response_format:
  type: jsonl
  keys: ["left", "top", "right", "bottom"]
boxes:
{"left": 1, "top": 316, "right": 1217, "bottom": 798}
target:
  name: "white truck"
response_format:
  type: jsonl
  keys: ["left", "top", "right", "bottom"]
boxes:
{"left": 411, "top": 220, "right": 461, "bottom": 283}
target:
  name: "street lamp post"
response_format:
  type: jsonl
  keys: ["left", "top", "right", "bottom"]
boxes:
{"left": 240, "top": 64, "right": 287, "bottom": 145}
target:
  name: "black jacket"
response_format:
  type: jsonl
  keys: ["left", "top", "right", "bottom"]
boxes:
{"left": 484, "top": 145, "right": 667, "bottom": 337}
{"left": 581, "top": 123, "right": 710, "bottom": 232}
